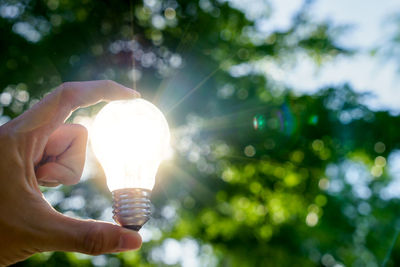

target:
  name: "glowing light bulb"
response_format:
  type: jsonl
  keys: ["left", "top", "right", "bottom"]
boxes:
{"left": 91, "top": 98, "right": 170, "bottom": 231}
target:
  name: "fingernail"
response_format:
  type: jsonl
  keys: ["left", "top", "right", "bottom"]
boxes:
{"left": 38, "top": 181, "right": 60, "bottom": 187}
{"left": 117, "top": 229, "right": 141, "bottom": 251}
{"left": 125, "top": 87, "right": 141, "bottom": 98}
{"left": 132, "top": 90, "right": 141, "bottom": 98}
{"left": 39, "top": 177, "right": 59, "bottom": 184}
{"left": 38, "top": 174, "right": 60, "bottom": 187}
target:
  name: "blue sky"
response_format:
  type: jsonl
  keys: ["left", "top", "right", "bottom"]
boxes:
{"left": 228, "top": 0, "right": 400, "bottom": 114}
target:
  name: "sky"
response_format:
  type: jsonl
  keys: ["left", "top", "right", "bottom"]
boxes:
{"left": 228, "top": 0, "right": 400, "bottom": 114}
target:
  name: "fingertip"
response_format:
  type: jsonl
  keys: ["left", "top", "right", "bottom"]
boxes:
{"left": 126, "top": 88, "right": 141, "bottom": 98}
{"left": 119, "top": 83, "right": 140, "bottom": 98}
{"left": 133, "top": 89, "right": 141, "bottom": 98}
{"left": 117, "top": 228, "right": 142, "bottom": 251}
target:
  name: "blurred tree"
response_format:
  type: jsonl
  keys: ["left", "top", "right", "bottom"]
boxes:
{"left": 1, "top": 0, "right": 400, "bottom": 266}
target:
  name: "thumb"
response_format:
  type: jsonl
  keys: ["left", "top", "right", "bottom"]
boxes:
{"left": 43, "top": 212, "right": 142, "bottom": 255}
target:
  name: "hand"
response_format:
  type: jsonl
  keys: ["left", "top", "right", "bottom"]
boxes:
{"left": 0, "top": 81, "right": 142, "bottom": 266}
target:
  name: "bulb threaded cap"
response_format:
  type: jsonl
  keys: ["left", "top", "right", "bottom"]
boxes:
{"left": 112, "top": 188, "right": 152, "bottom": 231}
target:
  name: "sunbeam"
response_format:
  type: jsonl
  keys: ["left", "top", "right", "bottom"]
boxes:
{"left": 165, "top": 65, "right": 221, "bottom": 114}
{"left": 169, "top": 164, "right": 215, "bottom": 201}
{"left": 130, "top": 0, "right": 137, "bottom": 92}
{"left": 153, "top": 22, "right": 195, "bottom": 105}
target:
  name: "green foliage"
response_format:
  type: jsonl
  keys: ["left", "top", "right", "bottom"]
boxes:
{"left": 1, "top": 0, "right": 400, "bottom": 266}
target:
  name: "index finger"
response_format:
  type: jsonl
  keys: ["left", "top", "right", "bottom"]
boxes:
{"left": 13, "top": 80, "right": 140, "bottom": 137}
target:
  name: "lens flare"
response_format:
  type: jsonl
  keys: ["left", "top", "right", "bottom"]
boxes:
{"left": 252, "top": 103, "right": 297, "bottom": 136}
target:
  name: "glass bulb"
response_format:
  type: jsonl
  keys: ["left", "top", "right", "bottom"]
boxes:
{"left": 90, "top": 98, "right": 170, "bottom": 230}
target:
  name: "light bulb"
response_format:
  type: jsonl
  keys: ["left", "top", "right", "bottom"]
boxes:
{"left": 90, "top": 98, "right": 170, "bottom": 231}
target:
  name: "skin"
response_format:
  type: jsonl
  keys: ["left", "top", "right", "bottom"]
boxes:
{"left": 0, "top": 80, "right": 142, "bottom": 266}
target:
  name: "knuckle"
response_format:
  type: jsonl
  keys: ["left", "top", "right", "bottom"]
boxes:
{"left": 104, "top": 79, "right": 115, "bottom": 86}
{"left": 0, "top": 124, "right": 18, "bottom": 146}
{"left": 60, "top": 82, "right": 80, "bottom": 109}
{"left": 81, "top": 224, "right": 106, "bottom": 255}
{"left": 61, "top": 82, "right": 74, "bottom": 95}
{"left": 60, "top": 82, "right": 73, "bottom": 93}
{"left": 0, "top": 124, "right": 12, "bottom": 139}
{"left": 0, "top": 124, "right": 34, "bottom": 166}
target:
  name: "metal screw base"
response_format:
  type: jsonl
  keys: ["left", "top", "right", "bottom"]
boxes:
{"left": 112, "top": 188, "right": 151, "bottom": 231}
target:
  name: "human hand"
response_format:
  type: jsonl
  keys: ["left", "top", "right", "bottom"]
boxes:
{"left": 0, "top": 81, "right": 142, "bottom": 266}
